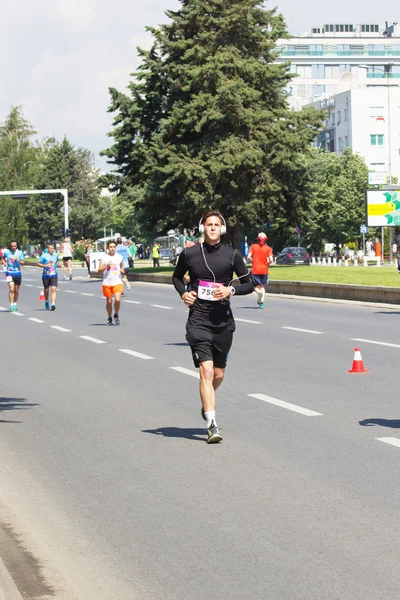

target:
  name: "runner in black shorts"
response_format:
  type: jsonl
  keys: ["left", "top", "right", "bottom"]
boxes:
{"left": 173, "top": 210, "right": 253, "bottom": 443}
{"left": 37, "top": 243, "right": 60, "bottom": 310}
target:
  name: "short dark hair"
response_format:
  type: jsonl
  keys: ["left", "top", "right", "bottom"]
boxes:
{"left": 10, "top": 240, "right": 17, "bottom": 245}
{"left": 116, "top": 237, "right": 122, "bottom": 244}
{"left": 107, "top": 240, "right": 116, "bottom": 248}
{"left": 202, "top": 210, "right": 224, "bottom": 225}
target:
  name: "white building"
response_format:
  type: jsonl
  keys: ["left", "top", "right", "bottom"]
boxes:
{"left": 307, "top": 85, "right": 400, "bottom": 182}
{"left": 276, "top": 21, "right": 400, "bottom": 108}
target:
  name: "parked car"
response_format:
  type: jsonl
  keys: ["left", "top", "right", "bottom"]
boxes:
{"left": 159, "top": 248, "right": 173, "bottom": 260}
{"left": 276, "top": 247, "right": 310, "bottom": 265}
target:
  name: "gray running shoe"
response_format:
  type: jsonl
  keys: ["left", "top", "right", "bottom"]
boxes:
{"left": 114, "top": 314, "right": 120, "bottom": 326}
{"left": 106, "top": 317, "right": 113, "bottom": 326}
{"left": 207, "top": 421, "right": 223, "bottom": 444}
{"left": 51, "top": 304, "right": 56, "bottom": 311}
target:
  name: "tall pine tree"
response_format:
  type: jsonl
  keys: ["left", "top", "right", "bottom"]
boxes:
{"left": 102, "top": 0, "right": 323, "bottom": 246}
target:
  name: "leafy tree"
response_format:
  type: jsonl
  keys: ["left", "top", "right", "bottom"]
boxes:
{"left": 0, "top": 106, "right": 39, "bottom": 245}
{"left": 305, "top": 148, "right": 369, "bottom": 252}
{"left": 102, "top": 0, "right": 323, "bottom": 247}
{"left": 26, "top": 138, "right": 104, "bottom": 243}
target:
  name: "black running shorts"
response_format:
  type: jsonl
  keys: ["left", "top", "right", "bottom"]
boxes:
{"left": 6, "top": 275, "right": 21, "bottom": 286}
{"left": 186, "top": 322, "right": 235, "bottom": 369}
{"left": 42, "top": 277, "right": 58, "bottom": 289}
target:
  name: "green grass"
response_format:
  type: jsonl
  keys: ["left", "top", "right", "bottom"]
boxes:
{"left": 269, "top": 265, "right": 400, "bottom": 287}
{"left": 129, "top": 264, "right": 400, "bottom": 287}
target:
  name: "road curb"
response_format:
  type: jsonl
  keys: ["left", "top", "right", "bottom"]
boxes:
{"left": 0, "top": 555, "right": 23, "bottom": 600}
{"left": 90, "top": 272, "right": 400, "bottom": 305}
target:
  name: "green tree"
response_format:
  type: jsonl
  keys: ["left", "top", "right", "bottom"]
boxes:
{"left": 306, "top": 148, "right": 369, "bottom": 251}
{"left": 102, "top": 0, "right": 323, "bottom": 248}
{"left": 0, "top": 106, "right": 39, "bottom": 245}
{"left": 26, "top": 138, "right": 104, "bottom": 243}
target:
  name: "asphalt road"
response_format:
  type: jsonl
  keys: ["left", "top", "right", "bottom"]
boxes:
{"left": 1, "top": 267, "right": 400, "bottom": 599}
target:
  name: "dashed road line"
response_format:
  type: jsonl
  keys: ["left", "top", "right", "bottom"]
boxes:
{"left": 170, "top": 366, "right": 199, "bottom": 379}
{"left": 12, "top": 312, "right": 24, "bottom": 316}
{"left": 236, "top": 318, "right": 261, "bottom": 324}
{"left": 124, "top": 300, "right": 142, "bottom": 304}
{"left": 79, "top": 335, "right": 106, "bottom": 344}
{"left": 26, "top": 284, "right": 33, "bottom": 287}
{"left": 81, "top": 293, "right": 94, "bottom": 296}
{"left": 64, "top": 290, "right": 78, "bottom": 294}
{"left": 248, "top": 393, "right": 323, "bottom": 417}
{"left": 51, "top": 326, "right": 71, "bottom": 333}
{"left": 118, "top": 349, "right": 154, "bottom": 360}
{"left": 351, "top": 338, "right": 400, "bottom": 349}
{"left": 283, "top": 327, "right": 323, "bottom": 335}
{"left": 28, "top": 318, "right": 45, "bottom": 323}
{"left": 151, "top": 304, "right": 173, "bottom": 310}
{"left": 376, "top": 437, "right": 400, "bottom": 448}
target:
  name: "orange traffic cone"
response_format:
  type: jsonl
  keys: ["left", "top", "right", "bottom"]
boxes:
{"left": 348, "top": 347, "right": 368, "bottom": 373}
{"left": 39, "top": 289, "right": 45, "bottom": 301}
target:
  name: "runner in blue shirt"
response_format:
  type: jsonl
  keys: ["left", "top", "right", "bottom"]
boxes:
{"left": 116, "top": 237, "right": 131, "bottom": 291}
{"left": 37, "top": 243, "right": 59, "bottom": 311}
{"left": 1, "top": 241, "right": 25, "bottom": 312}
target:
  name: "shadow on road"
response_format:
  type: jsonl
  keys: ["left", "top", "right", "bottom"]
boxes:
{"left": 0, "top": 397, "right": 38, "bottom": 424}
{"left": 142, "top": 427, "right": 206, "bottom": 442}
{"left": 374, "top": 311, "right": 400, "bottom": 315}
{"left": 359, "top": 418, "right": 400, "bottom": 428}
{"left": 164, "top": 342, "right": 189, "bottom": 346}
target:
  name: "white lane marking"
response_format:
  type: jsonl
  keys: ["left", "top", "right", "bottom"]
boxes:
{"left": 51, "top": 326, "right": 71, "bottom": 332}
{"left": 28, "top": 318, "right": 45, "bottom": 323}
{"left": 376, "top": 437, "right": 400, "bottom": 448}
{"left": 79, "top": 335, "right": 106, "bottom": 344}
{"left": 65, "top": 290, "right": 77, "bottom": 294}
{"left": 118, "top": 349, "right": 154, "bottom": 360}
{"left": 170, "top": 366, "right": 200, "bottom": 379}
{"left": 81, "top": 293, "right": 94, "bottom": 296}
{"left": 351, "top": 338, "right": 400, "bottom": 349}
{"left": 24, "top": 278, "right": 35, "bottom": 282}
{"left": 248, "top": 393, "right": 323, "bottom": 417}
{"left": 0, "top": 306, "right": 7, "bottom": 311}
{"left": 124, "top": 300, "right": 142, "bottom": 304}
{"left": 13, "top": 312, "right": 24, "bottom": 316}
{"left": 26, "top": 284, "right": 33, "bottom": 287}
{"left": 236, "top": 318, "right": 261, "bottom": 324}
{"left": 151, "top": 304, "right": 173, "bottom": 310}
{"left": 283, "top": 327, "right": 323, "bottom": 335}
{"left": 36, "top": 286, "right": 43, "bottom": 289}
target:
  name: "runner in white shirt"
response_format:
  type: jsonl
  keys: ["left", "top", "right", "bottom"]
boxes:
{"left": 60, "top": 237, "right": 74, "bottom": 280}
{"left": 98, "top": 240, "right": 124, "bottom": 325}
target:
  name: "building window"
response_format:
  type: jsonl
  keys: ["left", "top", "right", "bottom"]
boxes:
{"left": 332, "top": 112, "right": 335, "bottom": 125}
{"left": 338, "top": 137, "right": 343, "bottom": 151}
{"left": 312, "top": 64, "right": 325, "bottom": 78}
{"left": 337, "top": 110, "right": 341, "bottom": 123}
{"left": 344, "top": 108, "right": 348, "bottom": 121}
{"left": 312, "top": 85, "right": 325, "bottom": 96}
{"left": 370, "top": 162, "right": 386, "bottom": 171}
{"left": 339, "top": 64, "right": 351, "bottom": 74}
{"left": 370, "top": 134, "right": 384, "bottom": 146}
{"left": 344, "top": 135, "right": 348, "bottom": 147}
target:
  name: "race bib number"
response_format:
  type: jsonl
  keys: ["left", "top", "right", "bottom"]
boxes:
{"left": 198, "top": 280, "right": 222, "bottom": 301}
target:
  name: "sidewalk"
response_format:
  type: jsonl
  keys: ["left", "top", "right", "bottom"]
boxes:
{"left": 0, "top": 555, "right": 22, "bottom": 600}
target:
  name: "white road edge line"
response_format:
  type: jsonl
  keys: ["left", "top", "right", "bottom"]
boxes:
{"left": 51, "top": 326, "right": 71, "bottom": 333}
{"left": 124, "top": 300, "right": 142, "bottom": 304}
{"left": 351, "top": 338, "right": 400, "bottom": 349}
{"left": 79, "top": 335, "right": 106, "bottom": 344}
{"left": 118, "top": 349, "right": 154, "bottom": 360}
{"left": 151, "top": 304, "right": 173, "bottom": 310}
{"left": 248, "top": 393, "right": 323, "bottom": 417}
{"left": 170, "top": 366, "right": 200, "bottom": 379}
{"left": 283, "top": 327, "right": 323, "bottom": 335}
{"left": 376, "top": 437, "right": 400, "bottom": 448}
{"left": 236, "top": 318, "right": 262, "bottom": 324}
{"left": 28, "top": 318, "right": 45, "bottom": 323}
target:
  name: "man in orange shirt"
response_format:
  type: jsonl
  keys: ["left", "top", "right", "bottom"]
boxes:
{"left": 247, "top": 233, "right": 273, "bottom": 309}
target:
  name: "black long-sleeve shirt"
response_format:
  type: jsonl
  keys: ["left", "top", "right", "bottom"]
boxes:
{"left": 172, "top": 242, "right": 254, "bottom": 328}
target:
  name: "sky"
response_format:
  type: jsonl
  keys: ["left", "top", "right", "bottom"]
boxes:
{"left": 0, "top": 0, "right": 397, "bottom": 170}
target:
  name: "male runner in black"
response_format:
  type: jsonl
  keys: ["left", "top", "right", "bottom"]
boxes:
{"left": 173, "top": 210, "right": 253, "bottom": 443}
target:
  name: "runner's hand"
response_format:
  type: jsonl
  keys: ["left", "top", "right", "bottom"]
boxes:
{"left": 182, "top": 291, "right": 197, "bottom": 306}
{"left": 213, "top": 284, "right": 231, "bottom": 300}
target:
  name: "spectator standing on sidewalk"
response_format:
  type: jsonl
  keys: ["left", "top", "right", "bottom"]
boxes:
{"left": 393, "top": 227, "right": 400, "bottom": 273}
{"left": 152, "top": 243, "right": 160, "bottom": 268}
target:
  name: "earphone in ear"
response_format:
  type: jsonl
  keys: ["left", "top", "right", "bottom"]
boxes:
{"left": 199, "top": 213, "right": 227, "bottom": 235}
